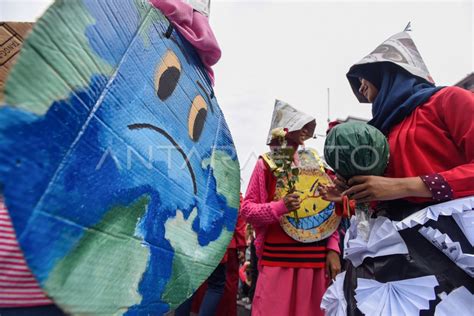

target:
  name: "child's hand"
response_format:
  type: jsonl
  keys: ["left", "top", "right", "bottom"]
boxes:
{"left": 334, "top": 174, "right": 349, "bottom": 192}
{"left": 325, "top": 250, "right": 341, "bottom": 280}
{"left": 283, "top": 193, "right": 301, "bottom": 212}
{"left": 318, "top": 184, "right": 343, "bottom": 203}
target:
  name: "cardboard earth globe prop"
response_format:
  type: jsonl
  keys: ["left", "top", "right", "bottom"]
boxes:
{"left": 0, "top": 0, "right": 240, "bottom": 315}
{"left": 324, "top": 122, "right": 389, "bottom": 178}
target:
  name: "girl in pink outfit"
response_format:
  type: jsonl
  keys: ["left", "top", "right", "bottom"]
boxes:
{"left": 242, "top": 100, "right": 341, "bottom": 316}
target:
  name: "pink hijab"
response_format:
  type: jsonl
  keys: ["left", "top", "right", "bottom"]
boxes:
{"left": 149, "top": 0, "right": 221, "bottom": 84}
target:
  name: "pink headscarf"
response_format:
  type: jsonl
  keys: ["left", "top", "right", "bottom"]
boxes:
{"left": 149, "top": 0, "right": 221, "bottom": 85}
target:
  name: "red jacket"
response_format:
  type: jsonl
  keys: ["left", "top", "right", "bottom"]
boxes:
{"left": 221, "top": 194, "right": 246, "bottom": 263}
{"left": 386, "top": 87, "right": 474, "bottom": 201}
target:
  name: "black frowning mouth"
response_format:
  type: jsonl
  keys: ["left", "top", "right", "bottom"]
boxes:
{"left": 127, "top": 123, "right": 197, "bottom": 195}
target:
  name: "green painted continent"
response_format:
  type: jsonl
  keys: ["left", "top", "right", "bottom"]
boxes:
{"left": 45, "top": 196, "right": 151, "bottom": 315}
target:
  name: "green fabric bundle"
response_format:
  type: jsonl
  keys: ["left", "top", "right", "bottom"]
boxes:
{"left": 324, "top": 122, "right": 389, "bottom": 178}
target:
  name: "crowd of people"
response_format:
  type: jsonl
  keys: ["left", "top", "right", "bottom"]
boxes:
{"left": 0, "top": 3, "right": 473, "bottom": 316}
{"left": 168, "top": 29, "right": 474, "bottom": 316}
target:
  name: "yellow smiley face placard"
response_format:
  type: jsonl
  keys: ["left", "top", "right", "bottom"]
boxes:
{"left": 273, "top": 149, "right": 341, "bottom": 243}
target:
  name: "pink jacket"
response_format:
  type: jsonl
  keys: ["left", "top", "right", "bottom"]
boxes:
{"left": 241, "top": 159, "right": 340, "bottom": 270}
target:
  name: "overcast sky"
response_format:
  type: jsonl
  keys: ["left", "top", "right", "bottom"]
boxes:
{"left": 1, "top": 0, "right": 472, "bottom": 191}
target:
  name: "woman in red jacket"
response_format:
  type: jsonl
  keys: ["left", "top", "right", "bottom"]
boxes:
{"left": 332, "top": 31, "right": 474, "bottom": 315}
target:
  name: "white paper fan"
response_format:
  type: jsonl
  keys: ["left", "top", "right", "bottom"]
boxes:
{"left": 355, "top": 275, "right": 439, "bottom": 316}
{"left": 321, "top": 271, "right": 347, "bottom": 316}
{"left": 396, "top": 196, "right": 474, "bottom": 230}
{"left": 418, "top": 226, "right": 474, "bottom": 277}
{"left": 435, "top": 287, "right": 474, "bottom": 316}
{"left": 344, "top": 216, "right": 408, "bottom": 267}
{"left": 453, "top": 210, "right": 474, "bottom": 247}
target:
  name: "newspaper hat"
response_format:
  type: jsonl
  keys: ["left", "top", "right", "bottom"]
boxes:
{"left": 347, "top": 31, "right": 434, "bottom": 103}
{"left": 266, "top": 100, "right": 316, "bottom": 145}
{"left": 185, "top": 0, "right": 211, "bottom": 16}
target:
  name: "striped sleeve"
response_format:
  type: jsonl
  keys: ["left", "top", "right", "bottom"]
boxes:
{"left": 0, "top": 199, "right": 53, "bottom": 307}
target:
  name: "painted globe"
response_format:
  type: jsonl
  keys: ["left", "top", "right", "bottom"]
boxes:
{"left": 0, "top": 0, "right": 239, "bottom": 314}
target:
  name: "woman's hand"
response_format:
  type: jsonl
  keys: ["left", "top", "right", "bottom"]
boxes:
{"left": 318, "top": 184, "right": 343, "bottom": 203}
{"left": 325, "top": 250, "right": 341, "bottom": 280}
{"left": 283, "top": 193, "right": 301, "bottom": 212}
{"left": 342, "top": 176, "right": 431, "bottom": 203}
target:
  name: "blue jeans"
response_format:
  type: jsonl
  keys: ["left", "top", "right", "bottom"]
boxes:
{"left": 175, "top": 263, "right": 227, "bottom": 316}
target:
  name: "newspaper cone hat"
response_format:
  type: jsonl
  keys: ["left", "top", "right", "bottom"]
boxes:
{"left": 266, "top": 100, "right": 316, "bottom": 145}
{"left": 347, "top": 31, "right": 435, "bottom": 103}
{"left": 184, "top": 0, "right": 211, "bottom": 16}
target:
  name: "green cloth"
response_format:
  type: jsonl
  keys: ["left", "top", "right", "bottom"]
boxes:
{"left": 324, "top": 122, "right": 389, "bottom": 178}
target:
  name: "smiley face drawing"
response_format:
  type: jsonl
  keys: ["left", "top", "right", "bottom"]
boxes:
{"left": 275, "top": 149, "right": 340, "bottom": 243}
{"left": 0, "top": 0, "right": 239, "bottom": 315}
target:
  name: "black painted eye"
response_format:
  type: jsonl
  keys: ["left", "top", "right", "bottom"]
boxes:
{"left": 155, "top": 50, "right": 181, "bottom": 101}
{"left": 188, "top": 95, "right": 208, "bottom": 141}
